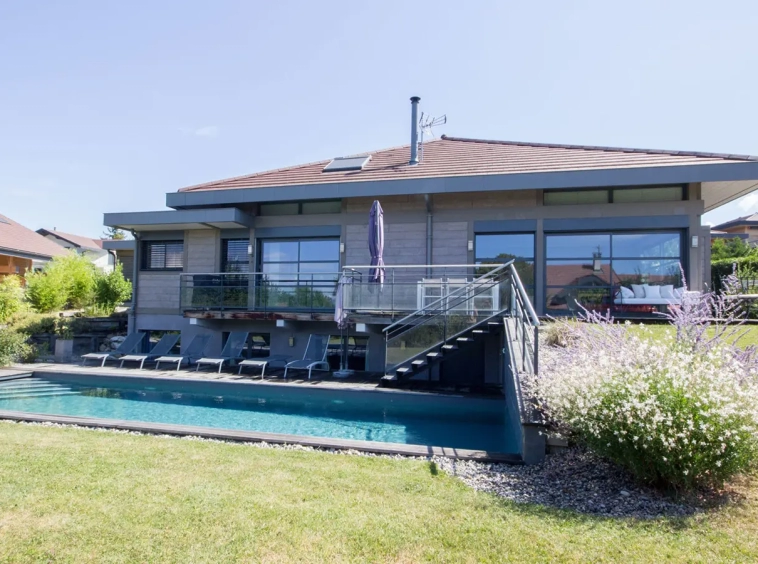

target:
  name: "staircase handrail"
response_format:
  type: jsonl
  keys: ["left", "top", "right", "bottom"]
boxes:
{"left": 382, "top": 260, "right": 514, "bottom": 335}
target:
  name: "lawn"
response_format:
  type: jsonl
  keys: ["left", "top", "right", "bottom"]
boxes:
{"left": 1, "top": 423, "right": 758, "bottom": 563}
{"left": 629, "top": 322, "right": 758, "bottom": 349}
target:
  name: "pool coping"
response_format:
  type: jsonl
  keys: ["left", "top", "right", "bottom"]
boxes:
{"left": 0, "top": 409, "right": 522, "bottom": 463}
{"left": 25, "top": 364, "right": 502, "bottom": 401}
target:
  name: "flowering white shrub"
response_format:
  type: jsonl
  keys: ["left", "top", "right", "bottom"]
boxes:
{"left": 529, "top": 279, "right": 758, "bottom": 490}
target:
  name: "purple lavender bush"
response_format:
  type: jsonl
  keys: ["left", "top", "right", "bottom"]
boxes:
{"left": 529, "top": 273, "right": 758, "bottom": 490}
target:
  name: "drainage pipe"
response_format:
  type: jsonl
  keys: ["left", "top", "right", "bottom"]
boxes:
{"left": 425, "top": 194, "right": 433, "bottom": 276}
{"left": 128, "top": 230, "right": 140, "bottom": 334}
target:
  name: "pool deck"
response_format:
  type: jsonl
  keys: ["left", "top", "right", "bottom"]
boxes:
{"left": 16, "top": 362, "right": 385, "bottom": 392}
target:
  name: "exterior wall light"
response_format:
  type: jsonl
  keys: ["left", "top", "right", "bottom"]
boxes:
{"left": 691, "top": 236, "right": 699, "bottom": 248}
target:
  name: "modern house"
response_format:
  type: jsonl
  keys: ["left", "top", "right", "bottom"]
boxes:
{"left": 0, "top": 213, "right": 68, "bottom": 279}
{"left": 103, "top": 97, "right": 758, "bottom": 381}
{"left": 36, "top": 228, "right": 115, "bottom": 272}
{"left": 711, "top": 214, "right": 758, "bottom": 243}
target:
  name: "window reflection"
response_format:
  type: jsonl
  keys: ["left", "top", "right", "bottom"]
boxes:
{"left": 545, "top": 231, "right": 682, "bottom": 316}
{"left": 258, "top": 239, "right": 340, "bottom": 310}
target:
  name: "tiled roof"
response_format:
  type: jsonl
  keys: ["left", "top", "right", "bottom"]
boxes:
{"left": 0, "top": 214, "right": 69, "bottom": 260}
{"left": 37, "top": 229, "right": 103, "bottom": 251}
{"left": 712, "top": 213, "right": 758, "bottom": 230}
{"left": 178, "top": 135, "right": 758, "bottom": 193}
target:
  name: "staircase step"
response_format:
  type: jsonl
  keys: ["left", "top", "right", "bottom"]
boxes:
{"left": 471, "top": 329, "right": 488, "bottom": 335}
{"left": 441, "top": 344, "right": 458, "bottom": 352}
{"left": 411, "top": 360, "right": 426, "bottom": 368}
{"left": 395, "top": 367, "right": 412, "bottom": 376}
{"left": 456, "top": 337, "right": 474, "bottom": 343}
{"left": 426, "top": 352, "right": 441, "bottom": 359}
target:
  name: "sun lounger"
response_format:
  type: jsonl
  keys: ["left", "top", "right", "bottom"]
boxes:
{"left": 283, "top": 334, "right": 332, "bottom": 379}
{"left": 195, "top": 332, "right": 249, "bottom": 373}
{"left": 81, "top": 332, "right": 146, "bottom": 367}
{"left": 118, "top": 333, "right": 180, "bottom": 369}
{"left": 154, "top": 334, "right": 210, "bottom": 371}
{"left": 238, "top": 355, "right": 291, "bottom": 379}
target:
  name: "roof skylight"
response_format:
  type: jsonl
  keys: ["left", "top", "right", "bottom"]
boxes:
{"left": 322, "top": 155, "right": 371, "bottom": 172}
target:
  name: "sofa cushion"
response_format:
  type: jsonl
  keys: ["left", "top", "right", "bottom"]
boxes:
{"left": 619, "top": 286, "right": 634, "bottom": 299}
{"left": 644, "top": 284, "right": 661, "bottom": 299}
{"left": 660, "top": 285, "right": 675, "bottom": 299}
{"left": 631, "top": 284, "right": 646, "bottom": 299}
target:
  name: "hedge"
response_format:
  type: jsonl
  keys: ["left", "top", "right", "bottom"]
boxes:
{"left": 711, "top": 256, "right": 758, "bottom": 293}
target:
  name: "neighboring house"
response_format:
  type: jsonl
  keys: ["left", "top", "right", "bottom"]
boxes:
{"left": 103, "top": 97, "right": 758, "bottom": 380}
{"left": 710, "top": 229, "right": 749, "bottom": 241}
{"left": 101, "top": 239, "right": 135, "bottom": 284}
{"left": 36, "top": 228, "right": 115, "bottom": 272}
{"left": 711, "top": 214, "right": 758, "bottom": 243}
{"left": 0, "top": 213, "right": 68, "bottom": 278}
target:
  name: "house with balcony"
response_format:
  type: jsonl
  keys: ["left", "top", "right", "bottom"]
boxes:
{"left": 103, "top": 97, "right": 758, "bottom": 384}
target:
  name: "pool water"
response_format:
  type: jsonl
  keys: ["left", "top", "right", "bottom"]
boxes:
{"left": 0, "top": 376, "right": 516, "bottom": 453}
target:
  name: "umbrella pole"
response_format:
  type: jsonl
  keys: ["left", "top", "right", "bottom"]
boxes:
{"left": 334, "top": 316, "right": 354, "bottom": 378}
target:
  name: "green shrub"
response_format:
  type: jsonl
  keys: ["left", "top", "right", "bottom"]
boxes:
{"left": 0, "top": 276, "right": 26, "bottom": 323}
{"left": 532, "top": 304, "right": 758, "bottom": 490}
{"left": 0, "top": 329, "right": 33, "bottom": 366}
{"left": 711, "top": 256, "right": 758, "bottom": 293}
{"left": 711, "top": 237, "right": 757, "bottom": 261}
{"left": 93, "top": 264, "right": 132, "bottom": 314}
{"left": 25, "top": 253, "right": 97, "bottom": 312}
{"left": 7, "top": 311, "right": 57, "bottom": 335}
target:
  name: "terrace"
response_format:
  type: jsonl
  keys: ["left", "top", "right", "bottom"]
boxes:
{"left": 178, "top": 263, "right": 510, "bottom": 322}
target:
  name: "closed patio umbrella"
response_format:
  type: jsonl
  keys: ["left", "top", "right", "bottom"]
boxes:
{"left": 369, "top": 200, "right": 385, "bottom": 285}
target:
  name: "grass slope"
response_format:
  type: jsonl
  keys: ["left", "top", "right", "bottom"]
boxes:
{"left": 1, "top": 423, "right": 758, "bottom": 563}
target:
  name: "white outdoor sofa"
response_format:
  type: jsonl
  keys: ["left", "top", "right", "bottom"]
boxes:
{"left": 613, "top": 284, "right": 695, "bottom": 307}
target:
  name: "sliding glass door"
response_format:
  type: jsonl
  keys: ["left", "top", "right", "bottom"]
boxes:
{"left": 545, "top": 231, "right": 683, "bottom": 315}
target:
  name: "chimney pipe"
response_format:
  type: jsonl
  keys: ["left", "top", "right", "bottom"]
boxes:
{"left": 409, "top": 96, "right": 420, "bottom": 165}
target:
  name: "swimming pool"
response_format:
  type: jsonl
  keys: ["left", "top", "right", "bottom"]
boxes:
{"left": 0, "top": 373, "right": 518, "bottom": 453}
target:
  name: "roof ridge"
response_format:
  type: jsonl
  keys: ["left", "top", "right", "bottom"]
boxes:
{"left": 177, "top": 139, "right": 445, "bottom": 193}
{"left": 439, "top": 135, "right": 758, "bottom": 162}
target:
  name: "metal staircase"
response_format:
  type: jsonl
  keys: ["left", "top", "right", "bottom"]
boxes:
{"left": 381, "top": 261, "right": 536, "bottom": 386}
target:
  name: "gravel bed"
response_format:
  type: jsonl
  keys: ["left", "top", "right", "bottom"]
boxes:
{"left": 433, "top": 447, "right": 700, "bottom": 519}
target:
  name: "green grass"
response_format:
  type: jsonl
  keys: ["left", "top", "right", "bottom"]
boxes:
{"left": 629, "top": 323, "right": 758, "bottom": 349}
{"left": 1, "top": 423, "right": 758, "bottom": 563}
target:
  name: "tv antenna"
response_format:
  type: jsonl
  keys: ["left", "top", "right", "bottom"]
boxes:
{"left": 418, "top": 112, "right": 447, "bottom": 162}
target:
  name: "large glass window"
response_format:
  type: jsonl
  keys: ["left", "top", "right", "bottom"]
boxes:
{"left": 545, "top": 231, "right": 682, "bottom": 315}
{"left": 222, "top": 239, "right": 250, "bottom": 272}
{"left": 258, "top": 239, "right": 340, "bottom": 309}
{"left": 141, "top": 241, "right": 183, "bottom": 271}
{"left": 475, "top": 233, "right": 535, "bottom": 291}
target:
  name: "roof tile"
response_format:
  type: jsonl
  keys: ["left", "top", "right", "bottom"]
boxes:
{"left": 178, "top": 136, "right": 758, "bottom": 193}
{"left": 0, "top": 214, "right": 70, "bottom": 260}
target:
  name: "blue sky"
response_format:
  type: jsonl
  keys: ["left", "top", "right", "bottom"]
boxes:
{"left": 1, "top": 1, "right": 756, "bottom": 237}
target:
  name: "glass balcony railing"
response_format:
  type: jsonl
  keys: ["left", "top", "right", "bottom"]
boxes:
{"left": 179, "top": 272, "right": 339, "bottom": 312}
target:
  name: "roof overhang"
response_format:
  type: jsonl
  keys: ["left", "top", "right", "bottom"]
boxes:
{"left": 701, "top": 179, "right": 758, "bottom": 212}
{"left": 0, "top": 248, "right": 56, "bottom": 262}
{"left": 165, "top": 161, "right": 758, "bottom": 211}
{"left": 101, "top": 239, "right": 135, "bottom": 251}
{"left": 103, "top": 208, "right": 255, "bottom": 232}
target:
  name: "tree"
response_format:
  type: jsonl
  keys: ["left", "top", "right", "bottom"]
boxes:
{"left": 93, "top": 264, "right": 132, "bottom": 314}
{"left": 711, "top": 237, "right": 756, "bottom": 261}
{"left": 102, "top": 227, "right": 126, "bottom": 240}
{"left": 25, "top": 253, "right": 97, "bottom": 312}
{"left": 0, "top": 276, "right": 25, "bottom": 323}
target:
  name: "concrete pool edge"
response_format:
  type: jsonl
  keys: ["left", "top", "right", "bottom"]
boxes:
{"left": 0, "top": 409, "right": 523, "bottom": 463}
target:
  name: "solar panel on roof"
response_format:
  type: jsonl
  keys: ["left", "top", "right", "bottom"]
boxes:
{"left": 322, "top": 155, "right": 371, "bottom": 172}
